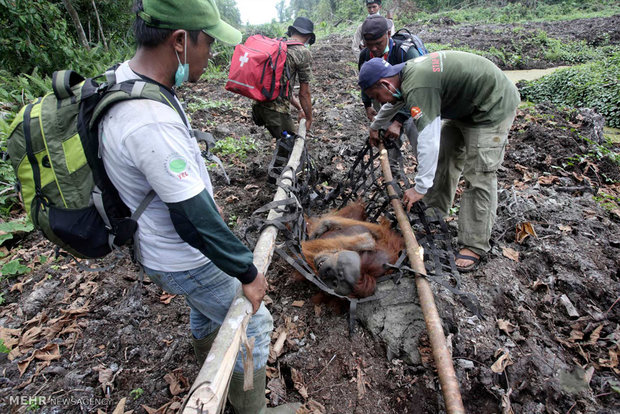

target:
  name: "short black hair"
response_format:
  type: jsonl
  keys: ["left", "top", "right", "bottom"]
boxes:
{"left": 133, "top": 0, "right": 200, "bottom": 48}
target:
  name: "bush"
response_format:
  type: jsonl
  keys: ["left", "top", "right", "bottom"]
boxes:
{"left": 519, "top": 52, "right": 620, "bottom": 127}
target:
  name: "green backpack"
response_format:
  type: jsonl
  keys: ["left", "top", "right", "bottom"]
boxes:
{"left": 7, "top": 68, "right": 185, "bottom": 259}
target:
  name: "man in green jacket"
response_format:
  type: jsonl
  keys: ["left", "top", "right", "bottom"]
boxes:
{"left": 359, "top": 52, "right": 520, "bottom": 272}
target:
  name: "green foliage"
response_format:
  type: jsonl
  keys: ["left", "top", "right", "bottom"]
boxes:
{"left": 410, "top": 0, "right": 620, "bottom": 24}
{"left": 0, "top": 0, "right": 76, "bottom": 75}
{"left": 213, "top": 136, "right": 257, "bottom": 161}
{"left": 130, "top": 388, "right": 144, "bottom": 400}
{"left": 519, "top": 52, "right": 620, "bottom": 127}
{"left": 187, "top": 98, "right": 234, "bottom": 113}
{"left": 1, "top": 258, "right": 31, "bottom": 276}
{"left": 0, "top": 218, "right": 34, "bottom": 245}
{"left": 216, "top": 0, "right": 242, "bottom": 26}
{"left": 593, "top": 192, "right": 620, "bottom": 211}
{"left": 0, "top": 338, "right": 9, "bottom": 353}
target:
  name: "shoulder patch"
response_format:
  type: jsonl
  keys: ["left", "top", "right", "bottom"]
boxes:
{"left": 166, "top": 153, "right": 190, "bottom": 180}
{"left": 410, "top": 106, "right": 423, "bottom": 120}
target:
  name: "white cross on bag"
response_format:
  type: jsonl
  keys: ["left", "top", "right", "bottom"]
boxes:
{"left": 239, "top": 52, "right": 249, "bottom": 67}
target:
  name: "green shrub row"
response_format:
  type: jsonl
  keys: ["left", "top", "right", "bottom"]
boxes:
{"left": 518, "top": 52, "right": 620, "bottom": 128}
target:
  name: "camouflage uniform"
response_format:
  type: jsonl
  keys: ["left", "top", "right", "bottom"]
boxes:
{"left": 252, "top": 43, "right": 313, "bottom": 140}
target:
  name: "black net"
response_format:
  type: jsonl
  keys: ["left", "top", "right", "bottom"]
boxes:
{"left": 244, "top": 138, "right": 482, "bottom": 331}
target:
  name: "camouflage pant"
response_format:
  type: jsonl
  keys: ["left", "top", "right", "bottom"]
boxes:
{"left": 423, "top": 112, "right": 516, "bottom": 256}
{"left": 251, "top": 104, "right": 296, "bottom": 140}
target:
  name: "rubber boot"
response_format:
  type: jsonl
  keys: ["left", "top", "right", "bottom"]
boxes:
{"left": 228, "top": 366, "right": 302, "bottom": 413}
{"left": 192, "top": 329, "right": 219, "bottom": 366}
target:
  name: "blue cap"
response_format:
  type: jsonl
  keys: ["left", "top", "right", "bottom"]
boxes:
{"left": 358, "top": 58, "right": 406, "bottom": 90}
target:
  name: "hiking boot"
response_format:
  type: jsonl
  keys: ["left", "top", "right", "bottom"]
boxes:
{"left": 192, "top": 329, "right": 219, "bottom": 366}
{"left": 228, "top": 366, "right": 302, "bottom": 413}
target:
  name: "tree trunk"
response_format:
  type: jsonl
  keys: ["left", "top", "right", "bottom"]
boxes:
{"left": 61, "top": 0, "right": 90, "bottom": 49}
{"left": 91, "top": 0, "right": 108, "bottom": 50}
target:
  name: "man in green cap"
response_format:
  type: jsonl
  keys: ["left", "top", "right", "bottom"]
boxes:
{"left": 100, "top": 1, "right": 299, "bottom": 412}
{"left": 359, "top": 52, "right": 520, "bottom": 273}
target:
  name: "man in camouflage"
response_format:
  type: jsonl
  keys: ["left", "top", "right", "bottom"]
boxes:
{"left": 359, "top": 52, "right": 520, "bottom": 272}
{"left": 252, "top": 17, "right": 314, "bottom": 180}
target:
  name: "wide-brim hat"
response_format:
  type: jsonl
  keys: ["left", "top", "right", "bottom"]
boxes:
{"left": 139, "top": 0, "right": 241, "bottom": 45}
{"left": 358, "top": 58, "right": 406, "bottom": 90}
{"left": 288, "top": 16, "right": 316, "bottom": 45}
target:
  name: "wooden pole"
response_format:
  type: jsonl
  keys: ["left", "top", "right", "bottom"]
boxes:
{"left": 182, "top": 120, "right": 308, "bottom": 414}
{"left": 378, "top": 146, "right": 465, "bottom": 414}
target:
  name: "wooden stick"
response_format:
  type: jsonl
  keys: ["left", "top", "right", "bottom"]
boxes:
{"left": 378, "top": 146, "right": 465, "bottom": 414}
{"left": 182, "top": 120, "right": 308, "bottom": 414}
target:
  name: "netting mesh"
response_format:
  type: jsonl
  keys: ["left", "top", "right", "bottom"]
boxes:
{"left": 244, "top": 138, "right": 481, "bottom": 329}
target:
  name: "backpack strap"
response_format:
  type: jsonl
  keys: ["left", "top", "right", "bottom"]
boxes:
{"left": 90, "top": 80, "right": 189, "bottom": 129}
{"left": 261, "top": 39, "right": 287, "bottom": 100}
{"left": 52, "top": 70, "right": 85, "bottom": 100}
{"left": 21, "top": 100, "right": 48, "bottom": 223}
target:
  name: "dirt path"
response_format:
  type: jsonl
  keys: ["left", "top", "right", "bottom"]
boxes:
{"left": 1, "top": 16, "right": 619, "bottom": 414}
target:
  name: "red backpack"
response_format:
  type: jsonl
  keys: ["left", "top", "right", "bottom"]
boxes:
{"left": 226, "top": 35, "right": 303, "bottom": 102}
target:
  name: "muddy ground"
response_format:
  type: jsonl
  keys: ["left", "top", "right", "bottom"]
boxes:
{"left": 1, "top": 15, "right": 619, "bottom": 414}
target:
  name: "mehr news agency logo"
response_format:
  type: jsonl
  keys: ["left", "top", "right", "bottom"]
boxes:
{"left": 7, "top": 395, "right": 113, "bottom": 408}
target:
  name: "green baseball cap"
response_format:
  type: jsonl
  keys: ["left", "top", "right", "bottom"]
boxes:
{"left": 139, "top": 0, "right": 242, "bottom": 45}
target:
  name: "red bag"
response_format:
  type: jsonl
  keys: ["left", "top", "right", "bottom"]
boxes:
{"left": 226, "top": 35, "right": 302, "bottom": 102}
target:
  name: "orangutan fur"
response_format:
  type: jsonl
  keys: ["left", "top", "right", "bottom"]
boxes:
{"left": 302, "top": 200, "right": 404, "bottom": 298}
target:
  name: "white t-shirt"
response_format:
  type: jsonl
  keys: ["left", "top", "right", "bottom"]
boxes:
{"left": 100, "top": 61, "right": 213, "bottom": 271}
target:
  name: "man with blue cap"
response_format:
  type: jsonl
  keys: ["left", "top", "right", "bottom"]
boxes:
{"left": 100, "top": 1, "right": 299, "bottom": 412}
{"left": 359, "top": 52, "right": 520, "bottom": 273}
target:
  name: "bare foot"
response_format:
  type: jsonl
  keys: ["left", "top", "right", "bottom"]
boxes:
{"left": 455, "top": 248, "right": 480, "bottom": 271}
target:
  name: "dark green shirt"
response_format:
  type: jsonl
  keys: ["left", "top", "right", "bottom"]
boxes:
{"left": 401, "top": 51, "right": 520, "bottom": 132}
{"left": 400, "top": 51, "right": 519, "bottom": 194}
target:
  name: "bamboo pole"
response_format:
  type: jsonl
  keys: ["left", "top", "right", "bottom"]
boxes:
{"left": 182, "top": 120, "right": 308, "bottom": 414}
{"left": 378, "top": 146, "right": 465, "bottom": 414}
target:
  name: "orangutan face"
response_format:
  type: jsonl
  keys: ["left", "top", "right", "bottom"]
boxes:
{"left": 315, "top": 250, "right": 362, "bottom": 296}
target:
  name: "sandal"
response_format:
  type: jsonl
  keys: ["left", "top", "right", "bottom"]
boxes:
{"left": 455, "top": 252, "right": 481, "bottom": 273}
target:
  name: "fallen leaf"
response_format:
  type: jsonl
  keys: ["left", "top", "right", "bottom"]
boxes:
{"left": 19, "top": 326, "right": 42, "bottom": 349}
{"left": 140, "top": 404, "right": 159, "bottom": 414}
{"left": 291, "top": 367, "right": 308, "bottom": 399}
{"left": 10, "top": 281, "right": 25, "bottom": 293}
{"left": 160, "top": 293, "right": 176, "bottom": 305}
{"left": 558, "top": 224, "right": 573, "bottom": 232}
{"left": 491, "top": 349, "right": 513, "bottom": 374}
{"left": 538, "top": 175, "right": 559, "bottom": 185}
{"left": 497, "top": 319, "right": 516, "bottom": 334}
{"left": 225, "top": 195, "right": 239, "bottom": 203}
{"left": 18, "top": 355, "right": 35, "bottom": 376}
{"left": 306, "top": 399, "right": 326, "bottom": 414}
{"left": 515, "top": 222, "right": 537, "bottom": 243}
{"left": 111, "top": 398, "right": 126, "bottom": 414}
{"left": 0, "top": 327, "right": 21, "bottom": 349}
{"left": 502, "top": 247, "right": 519, "bottom": 262}
{"left": 33, "top": 343, "right": 61, "bottom": 361}
{"left": 244, "top": 184, "right": 259, "bottom": 191}
{"left": 501, "top": 388, "right": 514, "bottom": 414}
{"left": 356, "top": 366, "right": 366, "bottom": 399}
{"left": 586, "top": 324, "right": 604, "bottom": 345}
{"left": 292, "top": 300, "right": 305, "bottom": 308}
{"left": 164, "top": 369, "right": 189, "bottom": 396}
{"left": 569, "top": 330, "right": 584, "bottom": 342}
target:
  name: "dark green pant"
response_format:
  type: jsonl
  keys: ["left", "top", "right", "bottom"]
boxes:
{"left": 424, "top": 112, "right": 516, "bottom": 256}
{"left": 251, "top": 104, "right": 296, "bottom": 140}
